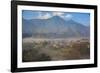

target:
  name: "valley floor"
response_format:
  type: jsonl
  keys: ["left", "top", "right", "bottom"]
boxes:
{"left": 22, "top": 37, "right": 90, "bottom": 62}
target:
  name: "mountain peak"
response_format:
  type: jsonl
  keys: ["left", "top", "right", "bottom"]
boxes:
{"left": 23, "top": 15, "right": 89, "bottom": 38}
{"left": 48, "top": 15, "right": 65, "bottom": 22}
{"left": 51, "top": 15, "right": 62, "bottom": 19}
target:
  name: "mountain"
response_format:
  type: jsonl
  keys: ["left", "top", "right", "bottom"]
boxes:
{"left": 22, "top": 16, "right": 90, "bottom": 38}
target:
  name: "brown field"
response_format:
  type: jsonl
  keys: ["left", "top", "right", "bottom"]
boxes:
{"left": 22, "top": 38, "right": 90, "bottom": 62}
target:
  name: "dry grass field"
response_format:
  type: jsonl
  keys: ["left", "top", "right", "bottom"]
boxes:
{"left": 22, "top": 38, "right": 90, "bottom": 62}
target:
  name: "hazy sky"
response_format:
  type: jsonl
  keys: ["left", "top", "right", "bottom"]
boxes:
{"left": 22, "top": 10, "right": 90, "bottom": 26}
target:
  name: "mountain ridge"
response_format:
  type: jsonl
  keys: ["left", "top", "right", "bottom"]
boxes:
{"left": 22, "top": 16, "right": 90, "bottom": 38}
